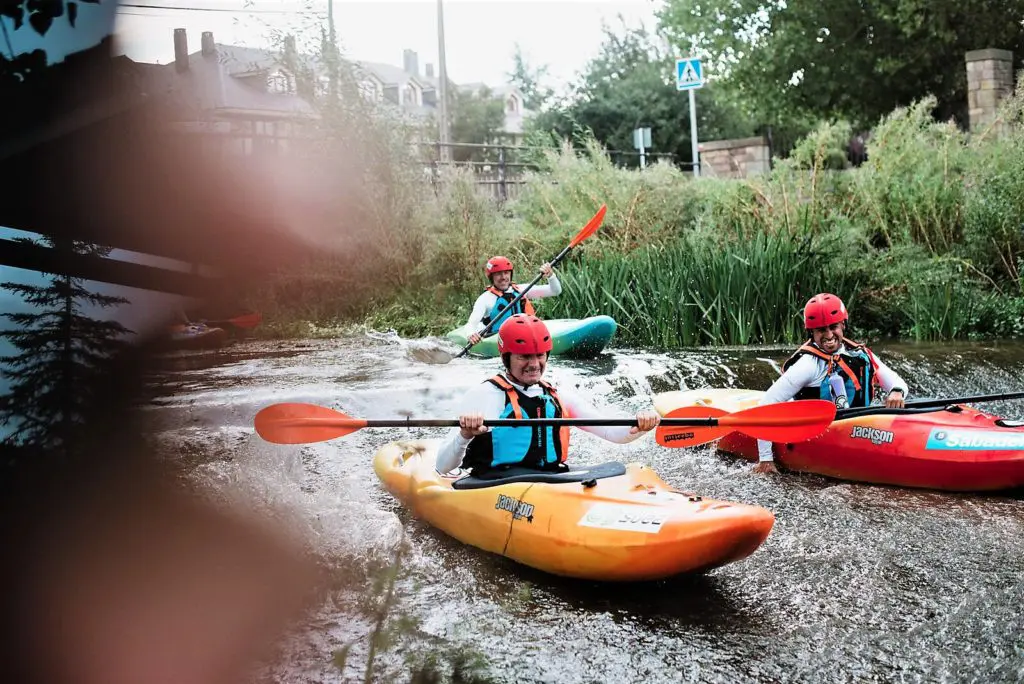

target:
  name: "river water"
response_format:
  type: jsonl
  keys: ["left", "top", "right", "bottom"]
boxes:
{"left": 145, "top": 335, "right": 1024, "bottom": 684}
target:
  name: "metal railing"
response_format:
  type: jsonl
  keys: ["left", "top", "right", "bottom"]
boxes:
{"left": 159, "top": 128, "right": 696, "bottom": 202}
{"left": 419, "top": 140, "right": 690, "bottom": 202}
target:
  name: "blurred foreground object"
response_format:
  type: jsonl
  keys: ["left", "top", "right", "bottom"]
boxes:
{"left": 0, "top": 4, "right": 336, "bottom": 682}
{"left": 0, "top": 440, "right": 322, "bottom": 684}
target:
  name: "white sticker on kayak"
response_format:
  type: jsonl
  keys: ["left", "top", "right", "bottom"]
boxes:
{"left": 925, "top": 428, "right": 1024, "bottom": 451}
{"left": 577, "top": 503, "right": 671, "bottom": 534}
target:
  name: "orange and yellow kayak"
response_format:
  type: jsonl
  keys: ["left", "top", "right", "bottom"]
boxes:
{"left": 653, "top": 388, "right": 1024, "bottom": 492}
{"left": 373, "top": 439, "right": 774, "bottom": 582}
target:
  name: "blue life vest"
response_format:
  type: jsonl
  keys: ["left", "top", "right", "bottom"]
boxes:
{"left": 462, "top": 375, "right": 569, "bottom": 474}
{"left": 480, "top": 286, "right": 535, "bottom": 336}
{"left": 783, "top": 339, "right": 880, "bottom": 408}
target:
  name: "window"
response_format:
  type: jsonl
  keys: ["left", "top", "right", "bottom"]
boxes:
{"left": 402, "top": 84, "right": 417, "bottom": 106}
{"left": 359, "top": 79, "right": 379, "bottom": 102}
{"left": 506, "top": 95, "right": 518, "bottom": 114}
{"left": 267, "top": 71, "right": 292, "bottom": 94}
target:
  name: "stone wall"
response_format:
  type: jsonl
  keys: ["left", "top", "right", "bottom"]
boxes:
{"left": 696, "top": 136, "right": 771, "bottom": 179}
{"left": 966, "top": 48, "right": 1015, "bottom": 131}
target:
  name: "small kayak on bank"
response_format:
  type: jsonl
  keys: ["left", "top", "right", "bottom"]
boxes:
{"left": 164, "top": 323, "right": 229, "bottom": 350}
{"left": 652, "top": 388, "right": 1024, "bottom": 492}
{"left": 373, "top": 438, "right": 774, "bottom": 582}
{"left": 200, "top": 311, "right": 262, "bottom": 332}
{"left": 446, "top": 315, "right": 617, "bottom": 359}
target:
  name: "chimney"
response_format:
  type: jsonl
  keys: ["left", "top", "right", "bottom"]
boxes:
{"left": 425, "top": 63, "right": 434, "bottom": 78}
{"left": 201, "top": 31, "right": 215, "bottom": 57}
{"left": 284, "top": 35, "right": 296, "bottom": 64}
{"left": 173, "top": 28, "right": 188, "bottom": 72}
{"left": 403, "top": 48, "right": 418, "bottom": 76}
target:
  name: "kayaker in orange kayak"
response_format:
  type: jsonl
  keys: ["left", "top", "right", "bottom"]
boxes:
{"left": 753, "top": 293, "right": 910, "bottom": 474}
{"left": 465, "top": 256, "right": 562, "bottom": 346}
{"left": 436, "top": 314, "right": 659, "bottom": 475}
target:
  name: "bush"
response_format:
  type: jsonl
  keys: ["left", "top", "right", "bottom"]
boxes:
{"left": 251, "top": 90, "right": 1024, "bottom": 346}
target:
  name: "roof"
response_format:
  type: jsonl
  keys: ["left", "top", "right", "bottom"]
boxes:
{"left": 353, "top": 60, "right": 433, "bottom": 90}
{"left": 458, "top": 82, "right": 521, "bottom": 99}
{"left": 145, "top": 47, "right": 317, "bottom": 120}
{"left": 212, "top": 43, "right": 324, "bottom": 77}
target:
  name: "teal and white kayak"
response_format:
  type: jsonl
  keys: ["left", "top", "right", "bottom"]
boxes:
{"left": 446, "top": 315, "right": 617, "bottom": 359}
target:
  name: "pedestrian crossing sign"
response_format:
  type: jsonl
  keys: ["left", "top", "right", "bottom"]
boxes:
{"left": 675, "top": 57, "right": 704, "bottom": 90}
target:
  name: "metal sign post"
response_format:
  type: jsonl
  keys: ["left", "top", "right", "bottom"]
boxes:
{"left": 633, "top": 126, "right": 652, "bottom": 169}
{"left": 675, "top": 57, "right": 704, "bottom": 177}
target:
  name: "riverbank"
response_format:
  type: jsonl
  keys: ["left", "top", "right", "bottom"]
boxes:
{"left": 250, "top": 94, "right": 1024, "bottom": 346}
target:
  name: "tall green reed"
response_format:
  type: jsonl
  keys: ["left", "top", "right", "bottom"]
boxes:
{"left": 542, "top": 229, "right": 865, "bottom": 347}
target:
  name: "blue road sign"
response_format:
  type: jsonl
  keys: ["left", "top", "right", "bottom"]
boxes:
{"left": 675, "top": 57, "right": 704, "bottom": 90}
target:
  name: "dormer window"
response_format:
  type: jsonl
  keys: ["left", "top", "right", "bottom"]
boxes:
{"left": 267, "top": 71, "right": 292, "bottom": 94}
{"left": 402, "top": 84, "right": 419, "bottom": 106}
{"left": 506, "top": 95, "right": 519, "bottom": 113}
{"left": 359, "top": 79, "right": 379, "bottom": 102}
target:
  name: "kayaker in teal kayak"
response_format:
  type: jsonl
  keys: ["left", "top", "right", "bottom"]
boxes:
{"left": 436, "top": 314, "right": 659, "bottom": 475}
{"left": 465, "top": 256, "right": 562, "bottom": 346}
{"left": 753, "top": 293, "right": 909, "bottom": 474}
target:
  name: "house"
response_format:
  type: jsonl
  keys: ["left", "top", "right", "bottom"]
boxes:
{"left": 352, "top": 49, "right": 439, "bottom": 122}
{"left": 141, "top": 29, "right": 320, "bottom": 158}
{"left": 455, "top": 81, "right": 530, "bottom": 142}
{"left": 138, "top": 30, "right": 531, "bottom": 148}
{"left": 369, "top": 49, "right": 532, "bottom": 143}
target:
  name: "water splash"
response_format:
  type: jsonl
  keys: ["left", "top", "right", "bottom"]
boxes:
{"left": 148, "top": 336, "right": 1024, "bottom": 683}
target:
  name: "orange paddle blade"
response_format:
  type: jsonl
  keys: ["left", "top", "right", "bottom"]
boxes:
{"left": 569, "top": 204, "right": 607, "bottom": 248}
{"left": 254, "top": 403, "right": 366, "bottom": 444}
{"left": 655, "top": 400, "right": 836, "bottom": 448}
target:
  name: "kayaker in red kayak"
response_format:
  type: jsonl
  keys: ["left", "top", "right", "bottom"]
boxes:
{"left": 436, "top": 314, "right": 659, "bottom": 475}
{"left": 753, "top": 293, "right": 910, "bottom": 474}
{"left": 466, "top": 256, "right": 562, "bottom": 346}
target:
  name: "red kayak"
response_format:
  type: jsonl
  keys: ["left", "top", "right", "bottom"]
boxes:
{"left": 653, "top": 389, "right": 1024, "bottom": 492}
{"left": 200, "top": 311, "right": 262, "bottom": 331}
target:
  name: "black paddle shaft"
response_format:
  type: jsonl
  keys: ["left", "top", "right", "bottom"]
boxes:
{"left": 362, "top": 416, "right": 721, "bottom": 428}
{"left": 836, "top": 390, "right": 1024, "bottom": 419}
{"left": 454, "top": 242, "right": 575, "bottom": 359}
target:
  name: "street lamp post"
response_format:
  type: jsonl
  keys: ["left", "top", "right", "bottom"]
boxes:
{"left": 437, "top": 0, "right": 450, "bottom": 163}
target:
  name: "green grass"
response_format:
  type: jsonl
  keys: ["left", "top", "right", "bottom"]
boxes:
{"left": 248, "top": 87, "right": 1024, "bottom": 346}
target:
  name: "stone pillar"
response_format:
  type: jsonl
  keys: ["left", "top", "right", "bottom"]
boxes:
{"left": 696, "top": 136, "right": 771, "bottom": 179}
{"left": 965, "top": 48, "right": 1014, "bottom": 130}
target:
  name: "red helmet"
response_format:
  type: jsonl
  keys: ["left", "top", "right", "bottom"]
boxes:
{"left": 485, "top": 256, "right": 513, "bottom": 278}
{"left": 497, "top": 314, "right": 552, "bottom": 355}
{"left": 804, "top": 293, "right": 848, "bottom": 329}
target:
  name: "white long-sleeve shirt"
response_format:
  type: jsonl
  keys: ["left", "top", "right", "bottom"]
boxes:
{"left": 435, "top": 372, "right": 645, "bottom": 474}
{"left": 466, "top": 275, "right": 562, "bottom": 336}
{"left": 755, "top": 345, "right": 909, "bottom": 462}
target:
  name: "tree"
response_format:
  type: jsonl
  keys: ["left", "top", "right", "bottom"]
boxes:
{"left": 0, "top": 0, "right": 99, "bottom": 37}
{"left": 524, "top": 20, "right": 756, "bottom": 167}
{"left": 507, "top": 43, "right": 555, "bottom": 112}
{"left": 449, "top": 85, "right": 506, "bottom": 162}
{"left": 1, "top": 237, "right": 132, "bottom": 452}
{"left": 657, "top": 0, "right": 1024, "bottom": 133}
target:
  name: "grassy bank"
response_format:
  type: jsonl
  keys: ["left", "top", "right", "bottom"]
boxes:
{"left": 251, "top": 86, "right": 1024, "bottom": 346}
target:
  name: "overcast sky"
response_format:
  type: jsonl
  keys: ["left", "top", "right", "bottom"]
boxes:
{"left": 109, "top": 0, "right": 663, "bottom": 94}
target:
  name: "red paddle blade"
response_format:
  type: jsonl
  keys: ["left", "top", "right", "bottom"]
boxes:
{"left": 230, "top": 312, "right": 262, "bottom": 329}
{"left": 721, "top": 400, "right": 836, "bottom": 442}
{"left": 254, "top": 403, "right": 366, "bottom": 444}
{"left": 655, "top": 400, "right": 837, "bottom": 448}
{"left": 568, "top": 204, "right": 607, "bottom": 248}
{"left": 656, "top": 406, "right": 731, "bottom": 448}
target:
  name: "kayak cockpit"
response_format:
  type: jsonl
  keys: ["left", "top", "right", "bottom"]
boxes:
{"left": 451, "top": 461, "right": 627, "bottom": 490}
